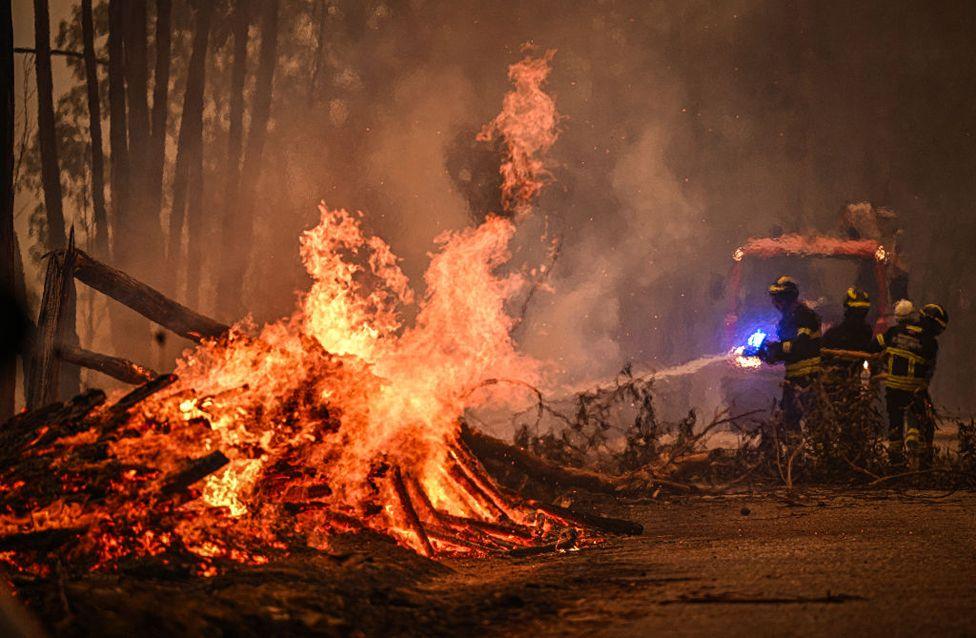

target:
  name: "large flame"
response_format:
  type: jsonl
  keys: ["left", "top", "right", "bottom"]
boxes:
{"left": 478, "top": 47, "right": 560, "bottom": 216}
{"left": 0, "top": 51, "right": 580, "bottom": 574}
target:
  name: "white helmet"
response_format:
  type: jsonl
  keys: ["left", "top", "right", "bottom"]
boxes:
{"left": 893, "top": 299, "right": 914, "bottom": 323}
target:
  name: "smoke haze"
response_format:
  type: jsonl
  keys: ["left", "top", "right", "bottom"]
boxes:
{"left": 12, "top": 0, "right": 976, "bottom": 411}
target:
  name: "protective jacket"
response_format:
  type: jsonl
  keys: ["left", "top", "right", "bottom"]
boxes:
{"left": 873, "top": 321, "right": 938, "bottom": 391}
{"left": 760, "top": 302, "right": 822, "bottom": 379}
{"left": 822, "top": 316, "right": 873, "bottom": 378}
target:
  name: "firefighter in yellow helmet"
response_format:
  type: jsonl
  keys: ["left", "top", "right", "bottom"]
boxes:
{"left": 756, "top": 276, "right": 822, "bottom": 431}
{"left": 873, "top": 302, "right": 948, "bottom": 468}
{"left": 822, "top": 288, "right": 873, "bottom": 383}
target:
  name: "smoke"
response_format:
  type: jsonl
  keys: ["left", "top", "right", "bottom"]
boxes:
{"left": 215, "top": 0, "right": 976, "bottom": 409}
{"left": 17, "top": 0, "right": 976, "bottom": 411}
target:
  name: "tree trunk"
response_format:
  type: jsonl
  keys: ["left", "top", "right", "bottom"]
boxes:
{"left": 107, "top": 0, "right": 128, "bottom": 248}
{"left": 1, "top": 0, "right": 15, "bottom": 419}
{"left": 215, "top": 0, "right": 250, "bottom": 310}
{"left": 147, "top": 0, "right": 172, "bottom": 231}
{"left": 308, "top": 0, "right": 326, "bottom": 104}
{"left": 112, "top": 0, "right": 159, "bottom": 357}
{"left": 167, "top": 0, "right": 213, "bottom": 303}
{"left": 32, "top": 0, "right": 67, "bottom": 251}
{"left": 81, "top": 0, "right": 109, "bottom": 259}
{"left": 216, "top": 0, "right": 279, "bottom": 320}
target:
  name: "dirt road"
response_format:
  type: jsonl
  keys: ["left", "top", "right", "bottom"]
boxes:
{"left": 18, "top": 490, "right": 976, "bottom": 636}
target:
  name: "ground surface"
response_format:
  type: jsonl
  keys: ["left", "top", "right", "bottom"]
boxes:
{"left": 16, "top": 489, "right": 976, "bottom": 637}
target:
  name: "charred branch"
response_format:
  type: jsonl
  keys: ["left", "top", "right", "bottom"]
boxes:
{"left": 71, "top": 248, "right": 229, "bottom": 341}
{"left": 56, "top": 344, "right": 157, "bottom": 385}
{"left": 158, "top": 451, "right": 229, "bottom": 497}
{"left": 390, "top": 466, "right": 434, "bottom": 557}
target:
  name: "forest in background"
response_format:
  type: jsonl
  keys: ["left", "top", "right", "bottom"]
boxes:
{"left": 5, "top": 0, "right": 976, "bottom": 420}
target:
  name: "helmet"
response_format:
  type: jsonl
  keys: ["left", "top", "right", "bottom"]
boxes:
{"left": 893, "top": 299, "right": 914, "bottom": 323}
{"left": 844, "top": 287, "right": 870, "bottom": 309}
{"left": 920, "top": 303, "right": 948, "bottom": 331}
{"left": 768, "top": 275, "right": 799, "bottom": 299}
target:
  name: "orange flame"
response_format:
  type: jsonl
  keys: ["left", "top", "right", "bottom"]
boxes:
{"left": 478, "top": 48, "right": 560, "bottom": 216}
{"left": 0, "top": 51, "right": 593, "bottom": 575}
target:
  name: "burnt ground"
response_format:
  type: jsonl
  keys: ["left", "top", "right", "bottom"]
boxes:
{"left": 12, "top": 488, "right": 976, "bottom": 637}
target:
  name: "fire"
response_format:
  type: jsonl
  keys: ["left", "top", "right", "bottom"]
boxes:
{"left": 0, "top": 51, "right": 590, "bottom": 574}
{"left": 477, "top": 47, "right": 560, "bottom": 216}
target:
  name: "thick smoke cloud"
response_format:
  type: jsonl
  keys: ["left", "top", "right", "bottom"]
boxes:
{"left": 16, "top": 0, "right": 976, "bottom": 412}
{"left": 239, "top": 0, "right": 976, "bottom": 410}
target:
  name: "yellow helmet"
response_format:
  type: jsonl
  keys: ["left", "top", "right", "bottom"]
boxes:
{"left": 844, "top": 287, "right": 871, "bottom": 309}
{"left": 768, "top": 275, "right": 799, "bottom": 298}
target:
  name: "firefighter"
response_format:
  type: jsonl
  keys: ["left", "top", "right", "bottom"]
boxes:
{"left": 821, "top": 287, "right": 873, "bottom": 383}
{"left": 756, "top": 276, "right": 822, "bottom": 431}
{"left": 874, "top": 302, "right": 947, "bottom": 468}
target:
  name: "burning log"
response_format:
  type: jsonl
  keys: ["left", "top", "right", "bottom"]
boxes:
{"left": 104, "top": 373, "right": 177, "bottom": 421}
{"left": 389, "top": 466, "right": 434, "bottom": 557}
{"left": 71, "top": 248, "right": 228, "bottom": 342}
{"left": 158, "top": 451, "right": 230, "bottom": 498}
{"left": 533, "top": 502, "right": 643, "bottom": 536}
{"left": 460, "top": 423, "right": 620, "bottom": 495}
{"left": 56, "top": 344, "right": 157, "bottom": 385}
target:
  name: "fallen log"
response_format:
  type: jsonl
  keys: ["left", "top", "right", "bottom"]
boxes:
{"left": 390, "top": 466, "right": 434, "bottom": 557}
{"left": 460, "top": 423, "right": 619, "bottom": 495}
{"left": 534, "top": 501, "right": 643, "bottom": 536}
{"left": 56, "top": 344, "right": 157, "bottom": 385}
{"left": 106, "top": 374, "right": 178, "bottom": 418}
{"left": 71, "top": 249, "right": 229, "bottom": 342}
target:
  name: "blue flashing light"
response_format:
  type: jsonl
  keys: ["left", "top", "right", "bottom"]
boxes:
{"left": 746, "top": 329, "right": 767, "bottom": 349}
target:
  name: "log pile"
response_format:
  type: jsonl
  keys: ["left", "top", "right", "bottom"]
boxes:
{"left": 0, "top": 378, "right": 233, "bottom": 575}
{"left": 0, "top": 375, "right": 645, "bottom": 578}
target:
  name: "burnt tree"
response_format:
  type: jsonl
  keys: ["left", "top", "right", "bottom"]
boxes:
{"left": 1, "top": 0, "right": 15, "bottom": 419}
{"left": 218, "top": 0, "right": 250, "bottom": 301}
{"left": 106, "top": 0, "right": 128, "bottom": 349}
{"left": 217, "top": 0, "right": 279, "bottom": 318}
{"left": 81, "top": 0, "right": 109, "bottom": 258}
{"left": 32, "top": 0, "right": 67, "bottom": 250}
{"left": 167, "top": 0, "right": 213, "bottom": 305}
{"left": 147, "top": 0, "right": 172, "bottom": 233}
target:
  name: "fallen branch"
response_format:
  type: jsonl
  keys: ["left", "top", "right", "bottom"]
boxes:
{"left": 71, "top": 249, "right": 229, "bottom": 342}
{"left": 56, "top": 344, "right": 157, "bottom": 385}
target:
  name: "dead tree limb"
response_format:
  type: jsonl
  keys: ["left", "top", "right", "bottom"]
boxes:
{"left": 71, "top": 248, "right": 229, "bottom": 341}
{"left": 56, "top": 344, "right": 157, "bottom": 385}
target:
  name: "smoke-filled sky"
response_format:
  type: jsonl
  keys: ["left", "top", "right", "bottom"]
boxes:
{"left": 13, "top": 0, "right": 976, "bottom": 409}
